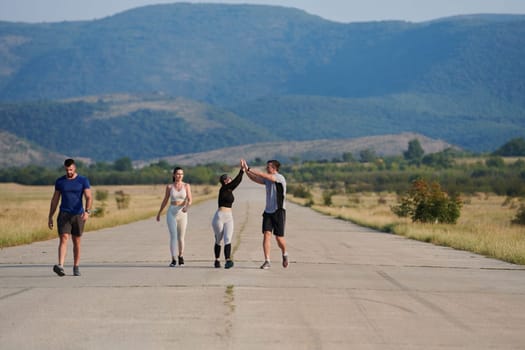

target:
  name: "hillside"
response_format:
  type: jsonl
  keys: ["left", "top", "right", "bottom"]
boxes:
{"left": 0, "top": 130, "right": 72, "bottom": 168}
{"left": 0, "top": 94, "right": 277, "bottom": 161}
{"left": 142, "top": 132, "right": 456, "bottom": 167}
{"left": 0, "top": 4, "right": 524, "bottom": 157}
{"left": 231, "top": 94, "right": 524, "bottom": 153}
{"left": 0, "top": 128, "right": 454, "bottom": 169}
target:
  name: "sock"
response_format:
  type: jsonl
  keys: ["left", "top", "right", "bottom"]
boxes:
{"left": 214, "top": 244, "right": 221, "bottom": 259}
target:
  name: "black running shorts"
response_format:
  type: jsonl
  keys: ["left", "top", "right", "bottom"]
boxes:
{"left": 57, "top": 211, "right": 85, "bottom": 236}
{"left": 262, "top": 209, "right": 286, "bottom": 237}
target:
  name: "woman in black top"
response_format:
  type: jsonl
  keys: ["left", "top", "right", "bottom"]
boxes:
{"left": 211, "top": 161, "right": 244, "bottom": 268}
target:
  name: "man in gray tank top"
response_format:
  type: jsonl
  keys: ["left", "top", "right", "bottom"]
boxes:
{"left": 242, "top": 159, "right": 288, "bottom": 269}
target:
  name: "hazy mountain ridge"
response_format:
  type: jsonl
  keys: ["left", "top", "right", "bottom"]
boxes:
{"left": 0, "top": 128, "right": 454, "bottom": 169}
{"left": 0, "top": 4, "right": 523, "bottom": 161}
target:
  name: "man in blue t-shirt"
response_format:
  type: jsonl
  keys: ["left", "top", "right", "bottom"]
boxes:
{"left": 48, "top": 159, "right": 93, "bottom": 277}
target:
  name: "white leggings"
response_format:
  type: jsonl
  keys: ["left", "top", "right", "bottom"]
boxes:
{"left": 167, "top": 205, "right": 188, "bottom": 257}
{"left": 211, "top": 210, "right": 234, "bottom": 245}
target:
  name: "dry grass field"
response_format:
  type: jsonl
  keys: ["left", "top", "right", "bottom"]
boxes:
{"left": 2, "top": 183, "right": 524, "bottom": 265}
{"left": 290, "top": 189, "right": 525, "bottom": 265}
{"left": 0, "top": 183, "right": 215, "bottom": 248}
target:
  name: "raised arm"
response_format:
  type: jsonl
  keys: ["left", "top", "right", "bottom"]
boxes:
{"left": 242, "top": 159, "right": 265, "bottom": 185}
{"left": 226, "top": 167, "right": 244, "bottom": 190}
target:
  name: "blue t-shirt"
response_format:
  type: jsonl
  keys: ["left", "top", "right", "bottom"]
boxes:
{"left": 55, "top": 175, "right": 91, "bottom": 215}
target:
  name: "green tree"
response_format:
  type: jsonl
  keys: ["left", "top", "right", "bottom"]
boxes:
{"left": 114, "top": 157, "right": 133, "bottom": 172}
{"left": 493, "top": 137, "right": 525, "bottom": 156}
{"left": 422, "top": 149, "right": 455, "bottom": 168}
{"left": 342, "top": 152, "right": 355, "bottom": 162}
{"left": 359, "top": 148, "right": 377, "bottom": 163}
{"left": 403, "top": 139, "right": 424, "bottom": 164}
{"left": 486, "top": 156, "right": 505, "bottom": 168}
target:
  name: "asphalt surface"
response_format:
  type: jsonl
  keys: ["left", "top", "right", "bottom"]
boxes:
{"left": 1, "top": 181, "right": 525, "bottom": 349}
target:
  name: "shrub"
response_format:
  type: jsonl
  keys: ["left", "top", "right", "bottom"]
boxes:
{"left": 288, "top": 184, "right": 312, "bottom": 199}
{"left": 391, "top": 178, "right": 462, "bottom": 224}
{"left": 323, "top": 190, "right": 333, "bottom": 206}
{"left": 511, "top": 204, "right": 525, "bottom": 225}
{"left": 92, "top": 202, "right": 107, "bottom": 218}
{"left": 95, "top": 189, "right": 109, "bottom": 201}
{"left": 115, "top": 190, "right": 131, "bottom": 209}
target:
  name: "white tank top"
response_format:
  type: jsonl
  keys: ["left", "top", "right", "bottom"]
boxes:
{"left": 170, "top": 184, "right": 187, "bottom": 202}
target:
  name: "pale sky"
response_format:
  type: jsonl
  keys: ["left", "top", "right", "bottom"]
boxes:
{"left": 1, "top": 0, "right": 525, "bottom": 24}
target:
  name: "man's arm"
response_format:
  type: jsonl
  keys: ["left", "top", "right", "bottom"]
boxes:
{"left": 245, "top": 168, "right": 266, "bottom": 184}
{"left": 241, "top": 159, "right": 265, "bottom": 185}
{"left": 82, "top": 188, "right": 93, "bottom": 220}
{"left": 48, "top": 190, "right": 60, "bottom": 229}
{"left": 248, "top": 167, "right": 276, "bottom": 183}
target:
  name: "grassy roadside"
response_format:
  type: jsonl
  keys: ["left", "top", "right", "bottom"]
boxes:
{"left": 2, "top": 183, "right": 524, "bottom": 265}
{"left": 0, "top": 183, "right": 216, "bottom": 248}
{"left": 289, "top": 190, "right": 525, "bottom": 265}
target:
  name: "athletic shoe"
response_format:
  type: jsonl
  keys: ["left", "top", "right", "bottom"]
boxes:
{"left": 53, "top": 264, "right": 65, "bottom": 277}
{"left": 169, "top": 259, "right": 176, "bottom": 267}
{"left": 214, "top": 260, "right": 221, "bottom": 268}
{"left": 260, "top": 260, "right": 271, "bottom": 269}
{"left": 73, "top": 266, "right": 81, "bottom": 276}
{"left": 178, "top": 256, "right": 185, "bottom": 266}
{"left": 225, "top": 260, "right": 234, "bottom": 269}
{"left": 282, "top": 255, "right": 289, "bottom": 268}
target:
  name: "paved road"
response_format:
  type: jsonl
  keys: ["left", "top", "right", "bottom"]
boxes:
{"left": 1, "top": 181, "right": 525, "bottom": 349}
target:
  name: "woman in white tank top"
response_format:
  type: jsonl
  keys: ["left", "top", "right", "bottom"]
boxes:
{"left": 156, "top": 167, "right": 192, "bottom": 267}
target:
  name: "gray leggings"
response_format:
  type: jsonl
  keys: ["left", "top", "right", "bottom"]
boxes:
{"left": 212, "top": 210, "right": 234, "bottom": 245}
{"left": 167, "top": 205, "right": 187, "bottom": 257}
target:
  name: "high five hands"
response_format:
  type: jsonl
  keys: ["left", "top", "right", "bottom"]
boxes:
{"left": 241, "top": 159, "right": 249, "bottom": 172}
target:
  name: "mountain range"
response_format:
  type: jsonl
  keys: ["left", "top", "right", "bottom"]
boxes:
{"left": 0, "top": 4, "right": 524, "bottom": 166}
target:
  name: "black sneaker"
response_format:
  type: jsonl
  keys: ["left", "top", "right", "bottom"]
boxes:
{"left": 282, "top": 255, "right": 289, "bottom": 268}
{"left": 178, "top": 256, "right": 184, "bottom": 266}
{"left": 260, "top": 260, "right": 271, "bottom": 269}
{"left": 169, "top": 259, "right": 176, "bottom": 267}
{"left": 225, "top": 260, "right": 234, "bottom": 269}
{"left": 73, "top": 266, "right": 81, "bottom": 276}
{"left": 53, "top": 264, "right": 65, "bottom": 276}
{"left": 214, "top": 260, "right": 221, "bottom": 268}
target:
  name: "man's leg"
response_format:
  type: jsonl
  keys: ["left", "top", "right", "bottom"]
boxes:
{"left": 72, "top": 235, "right": 81, "bottom": 267}
{"left": 276, "top": 236, "right": 288, "bottom": 268}
{"left": 53, "top": 233, "right": 69, "bottom": 276}
{"left": 72, "top": 235, "right": 82, "bottom": 276}
{"left": 276, "top": 235, "right": 286, "bottom": 255}
{"left": 58, "top": 233, "right": 69, "bottom": 266}
{"left": 263, "top": 231, "right": 272, "bottom": 261}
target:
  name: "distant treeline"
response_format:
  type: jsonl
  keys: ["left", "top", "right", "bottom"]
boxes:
{"left": 1, "top": 146, "right": 524, "bottom": 196}
{"left": 285, "top": 156, "right": 525, "bottom": 196}
{"left": 0, "top": 159, "right": 232, "bottom": 186}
